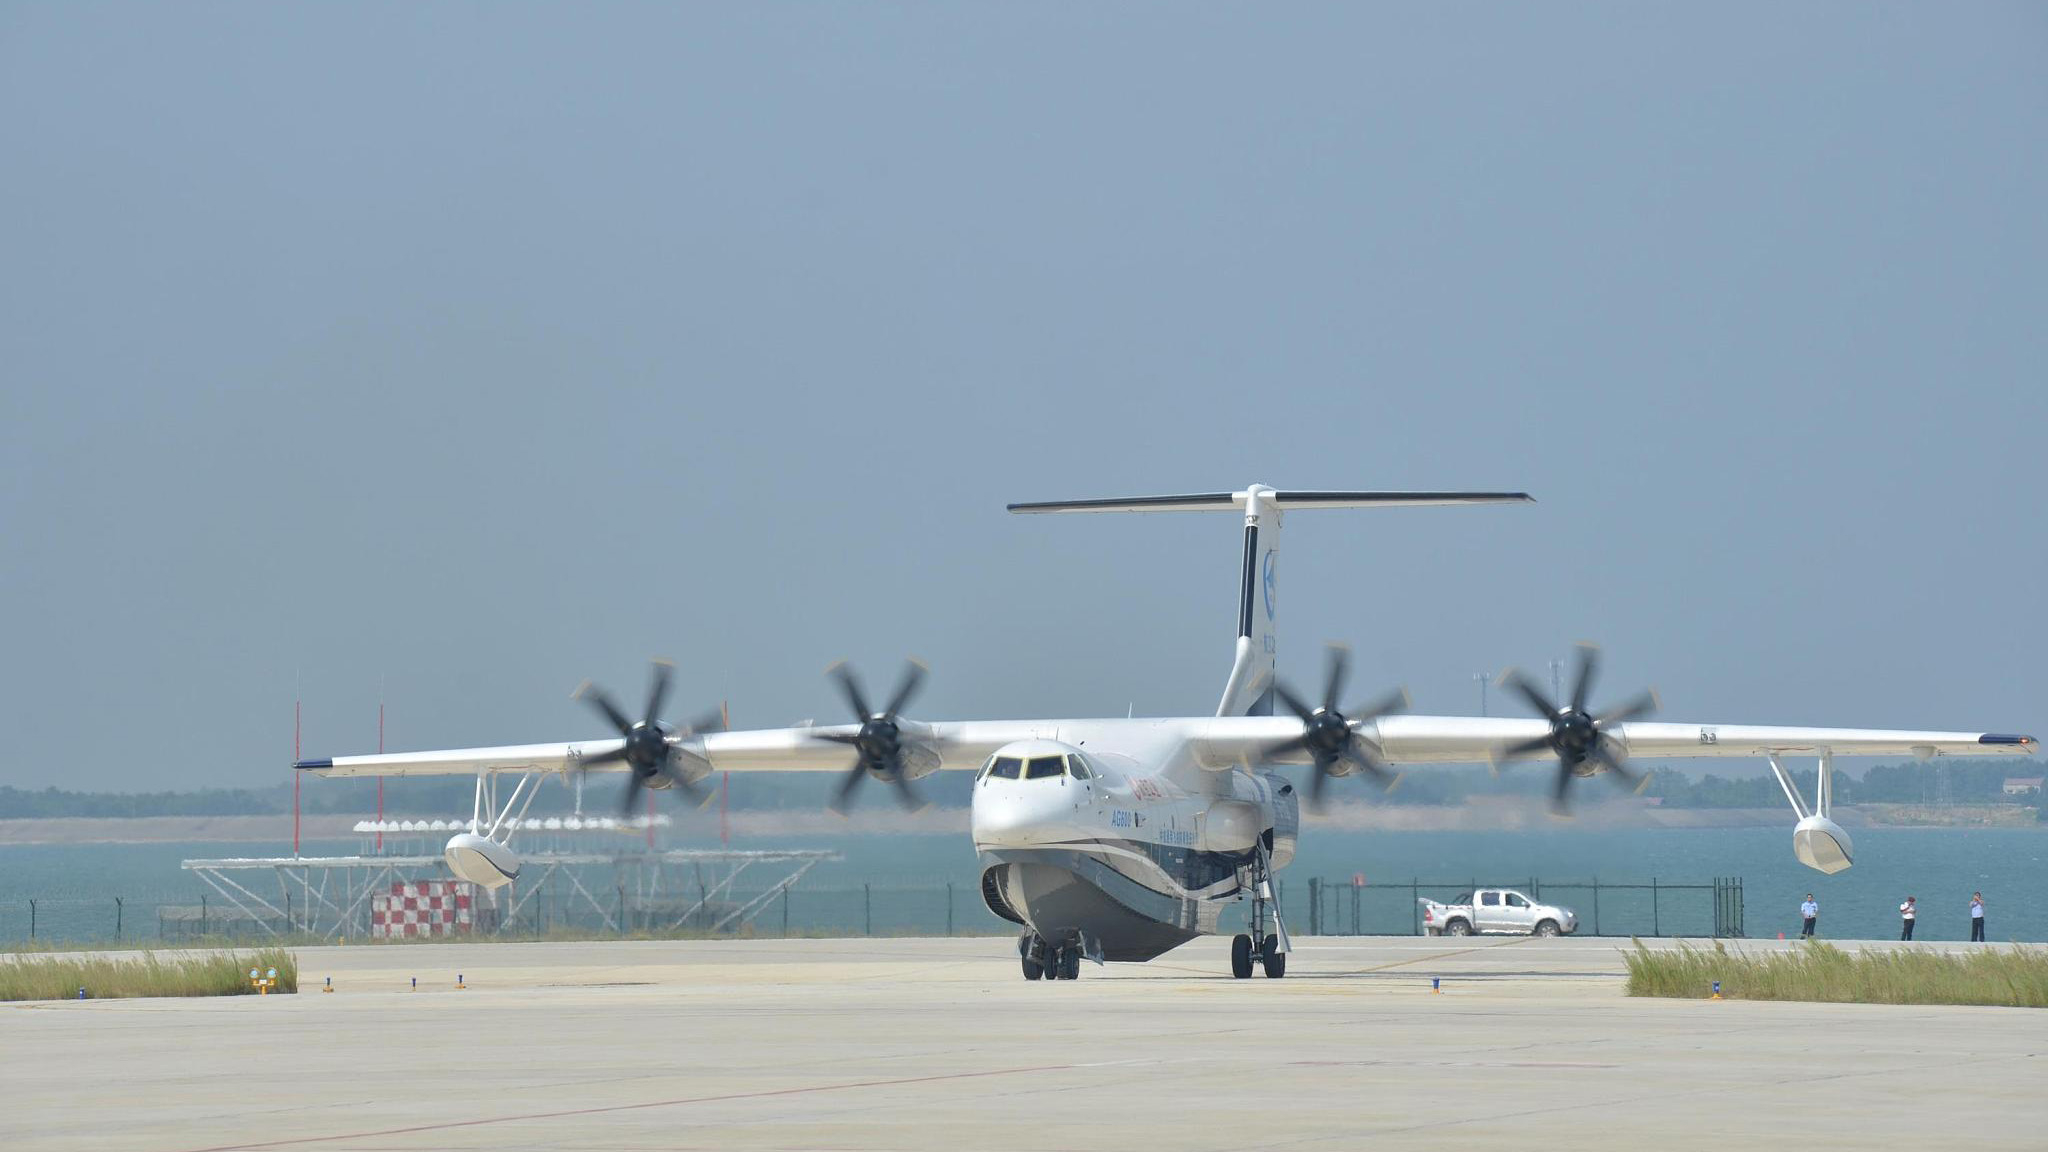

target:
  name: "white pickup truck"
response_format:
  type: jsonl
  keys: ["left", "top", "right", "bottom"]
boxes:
{"left": 1419, "top": 888, "right": 1579, "bottom": 937}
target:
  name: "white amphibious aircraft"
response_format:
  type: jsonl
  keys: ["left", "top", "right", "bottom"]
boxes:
{"left": 298, "top": 486, "right": 2036, "bottom": 980}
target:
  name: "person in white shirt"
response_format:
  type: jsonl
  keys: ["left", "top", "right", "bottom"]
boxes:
{"left": 1970, "top": 892, "right": 1986, "bottom": 942}
{"left": 1800, "top": 894, "right": 1819, "bottom": 938}
{"left": 1899, "top": 896, "right": 1916, "bottom": 941}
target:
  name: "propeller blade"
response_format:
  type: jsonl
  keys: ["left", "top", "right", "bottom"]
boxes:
{"left": 681, "top": 709, "right": 727, "bottom": 737}
{"left": 1501, "top": 669, "right": 1560, "bottom": 719}
{"left": 576, "top": 683, "right": 635, "bottom": 735}
{"left": 645, "top": 659, "right": 674, "bottom": 724}
{"left": 1341, "top": 735, "right": 1394, "bottom": 782}
{"left": 1322, "top": 643, "right": 1350, "bottom": 713}
{"left": 1551, "top": 762, "right": 1575, "bottom": 814}
{"left": 1260, "top": 735, "right": 1313, "bottom": 761}
{"left": 882, "top": 660, "right": 927, "bottom": 720}
{"left": 827, "top": 662, "right": 873, "bottom": 720}
{"left": 1588, "top": 735, "right": 1642, "bottom": 785}
{"left": 1306, "top": 761, "right": 1330, "bottom": 811}
{"left": 1347, "top": 687, "right": 1410, "bottom": 721}
{"left": 1492, "top": 735, "right": 1555, "bottom": 764}
{"left": 619, "top": 770, "right": 646, "bottom": 817}
{"left": 812, "top": 731, "right": 864, "bottom": 746}
{"left": 1595, "top": 689, "right": 1661, "bottom": 727}
{"left": 1272, "top": 681, "right": 1317, "bottom": 723}
{"left": 580, "top": 746, "right": 630, "bottom": 769}
{"left": 888, "top": 775, "right": 928, "bottom": 812}
{"left": 827, "top": 762, "right": 865, "bottom": 815}
{"left": 1570, "top": 642, "right": 1599, "bottom": 714}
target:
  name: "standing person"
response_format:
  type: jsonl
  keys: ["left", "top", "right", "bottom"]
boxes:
{"left": 1800, "top": 893, "right": 1819, "bottom": 938}
{"left": 1970, "top": 892, "right": 1986, "bottom": 942}
{"left": 1899, "top": 896, "right": 1916, "bottom": 941}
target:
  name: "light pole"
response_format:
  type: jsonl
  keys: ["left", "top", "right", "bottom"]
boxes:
{"left": 1471, "top": 672, "right": 1490, "bottom": 717}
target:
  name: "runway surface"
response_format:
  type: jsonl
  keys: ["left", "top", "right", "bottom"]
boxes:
{"left": 5, "top": 935, "right": 2043, "bottom": 1150}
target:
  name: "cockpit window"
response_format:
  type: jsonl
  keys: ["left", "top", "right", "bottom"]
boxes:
{"left": 987, "top": 756, "right": 1022, "bottom": 780}
{"left": 1066, "top": 755, "right": 1091, "bottom": 780}
{"left": 1024, "top": 756, "right": 1065, "bottom": 780}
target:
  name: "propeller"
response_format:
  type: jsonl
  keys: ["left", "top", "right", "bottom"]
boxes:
{"left": 1261, "top": 643, "right": 1410, "bottom": 811}
{"left": 810, "top": 660, "right": 931, "bottom": 813}
{"left": 1491, "top": 642, "right": 1660, "bottom": 813}
{"left": 574, "top": 660, "right": 725, "bottom": 815}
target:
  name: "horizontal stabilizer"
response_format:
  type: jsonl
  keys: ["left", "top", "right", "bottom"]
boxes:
{"left": 1007, "top": 490, "right": 1533, "bottom": 514}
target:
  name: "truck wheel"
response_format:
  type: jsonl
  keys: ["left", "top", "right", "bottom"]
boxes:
{"left": 1231, "top": 933, "right": 1254, "bottom": 978}
{"left": 1444, "top": 919, "right": 1472, "bottom": 937}
{"left": 1261, "top": 934, "right": 1286, "bottom": 978}
{"left": 1534, "top": 920, "right": 1560, "bottom": 938}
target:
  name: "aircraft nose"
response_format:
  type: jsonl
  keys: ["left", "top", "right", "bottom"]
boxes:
{"left": 971, "top": 782, "right": 1071, "bottom": 848}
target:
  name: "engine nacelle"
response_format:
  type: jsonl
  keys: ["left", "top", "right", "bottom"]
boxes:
{"left": 1793, "top": 815, "right": 1854, "bottom": 874}
{"left": 444, "top": 832, "right": 520, "bottom": 890}
{"left": 1215, "top": 771, "right": 1299, "bottom": 869}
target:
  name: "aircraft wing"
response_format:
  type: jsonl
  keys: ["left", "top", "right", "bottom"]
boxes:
{"left": 295, "top": 720, "right": 1057, "bottom": 778}
{"left": 1195, "top": 715, "right": 2036, "bottom": 767}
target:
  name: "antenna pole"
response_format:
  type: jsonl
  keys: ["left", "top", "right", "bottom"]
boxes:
{"left": 376, "top": 693, "right": 385, "bottom": 853}
{"left": 293, "top": 693, "right": 302, "bottom": 858}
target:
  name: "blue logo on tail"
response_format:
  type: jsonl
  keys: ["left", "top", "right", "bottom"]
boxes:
{"left": 1262, "top": 550, "right": 1277, "bottom": 621}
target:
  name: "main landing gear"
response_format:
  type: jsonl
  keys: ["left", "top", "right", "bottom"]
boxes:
{"left": 1232, "top": 843, "right": 1290, "bottom": 979}
{"left": 1020, "top": 933, "right": 1082, "bottom": 980}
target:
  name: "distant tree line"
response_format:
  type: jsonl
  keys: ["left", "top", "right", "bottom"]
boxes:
{"left": 1, "top": 759, "right": 2034, "bottom": 819}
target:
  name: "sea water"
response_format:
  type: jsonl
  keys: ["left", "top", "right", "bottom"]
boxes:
{"left": 1, "top": 825, "right": 2040, "bottom": 945}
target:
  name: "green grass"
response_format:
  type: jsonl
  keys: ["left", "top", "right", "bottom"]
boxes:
{"left": 1624, "top": 939, "right": 2048, "bottom": 1008}
{"left": 0, "top": 948, "right": 297, "bottom": 1001}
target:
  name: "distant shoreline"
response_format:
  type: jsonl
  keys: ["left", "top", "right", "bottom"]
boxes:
{"left": 0, "top": 802, "right": 2035, "bottom": 846}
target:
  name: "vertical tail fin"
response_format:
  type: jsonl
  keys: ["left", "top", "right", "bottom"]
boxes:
{"left": 1007, "top": 486, "right": 1531, "bottom": 716}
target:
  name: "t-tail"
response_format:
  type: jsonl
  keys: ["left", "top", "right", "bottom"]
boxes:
{"left": 1007, "top": 485, "right": 1533, "bottom": 716}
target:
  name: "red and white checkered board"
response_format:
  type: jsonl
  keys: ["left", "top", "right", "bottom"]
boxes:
{"left": 370, "top": 880, "right": 476, "bottom": 938}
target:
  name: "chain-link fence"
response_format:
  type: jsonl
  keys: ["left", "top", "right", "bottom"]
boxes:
{"left": 0, "top": 874, "right": 1741, "bottom": 947}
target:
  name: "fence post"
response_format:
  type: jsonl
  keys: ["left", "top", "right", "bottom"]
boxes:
{"left": 781, "top": 886, "right": 790, "bottom": 937}
{"left": 200, "top": 894, "right": 206, "bottom": 936}
{"left": 1307, "top": 878, "right": 1320, "bottom": 936}
{"left": 1651, "top": 877, "right": 1660, "bottom": 937}
{"left": 286, "top": 890, "right": 294, "bottom": 936}
{"left": 28, "top": 898, "right": 34, "bottom": 940}
{"left": 1411, "top": 879, "right": 1420, "bottom": 936}
{"left": 617, "top": 885, "right": 626, "bottom": 935}
{"left": 1592, "top": 878, "right": 1601, "bottom": 936}
{"left": 115, "top": 897, "right": 122, "bottom": 942}
{"left": 864, "top": 884, "right": 871, "bottom": 936}
{"left": 946, "top": 883, "right": 954, "bottom": 936}
{"left": 1351, "top": 881, "right": 1361, "bottom": 935}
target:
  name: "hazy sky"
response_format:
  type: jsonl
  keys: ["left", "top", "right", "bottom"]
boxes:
{"left": 3, "top": 4, "right": 2043, "bottom": 791}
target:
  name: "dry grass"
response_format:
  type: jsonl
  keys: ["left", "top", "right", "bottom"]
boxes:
{"left": 0, "top": 948, "right": 297, "bottom": 1001}
{"left": 1624, "top": 939, "right": 2048, "bottom": 1007}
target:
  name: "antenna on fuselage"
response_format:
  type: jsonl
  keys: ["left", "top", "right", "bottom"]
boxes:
{"left": 1007, "top": 486, "right": 1533, "bottom": 718}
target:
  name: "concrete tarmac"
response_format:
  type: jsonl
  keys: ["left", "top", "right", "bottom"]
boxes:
{"left": 4, "top": 935, "right": 2043, "bottom": 1151}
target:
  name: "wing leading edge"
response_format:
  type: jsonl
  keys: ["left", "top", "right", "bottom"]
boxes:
{"left": 295, "top": 720, "right": 1060, "bottom": 778}
{"left": 1190, "top": 714, "right": 2037, "bottom": 767}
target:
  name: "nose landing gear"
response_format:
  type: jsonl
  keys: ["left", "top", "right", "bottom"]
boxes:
{"left": 1019, "top": 932, "right": 1083, "bottom": 980}
{"left": 1232, "top": 843, "right": 1290, "bottom": 978}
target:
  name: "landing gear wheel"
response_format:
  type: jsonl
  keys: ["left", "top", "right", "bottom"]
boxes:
{"left": 1059, "top": 947, "right": 1081, "bottom": 980}
{"left": 1020, "top": 934, "right": 1045, "bottom": 980}
{"left": 1231, "top": 933, "right": 1254, "bottom": 979}
{"left": 1261, "top": 933, "right": 1286, "bottom": 978}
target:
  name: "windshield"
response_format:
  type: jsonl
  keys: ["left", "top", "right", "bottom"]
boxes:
{"left": 1023, "top": 756, "right": 1065, "bottom": 780}
{"left": 987, "top": 757, "right": 1022, "bottom": 780}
